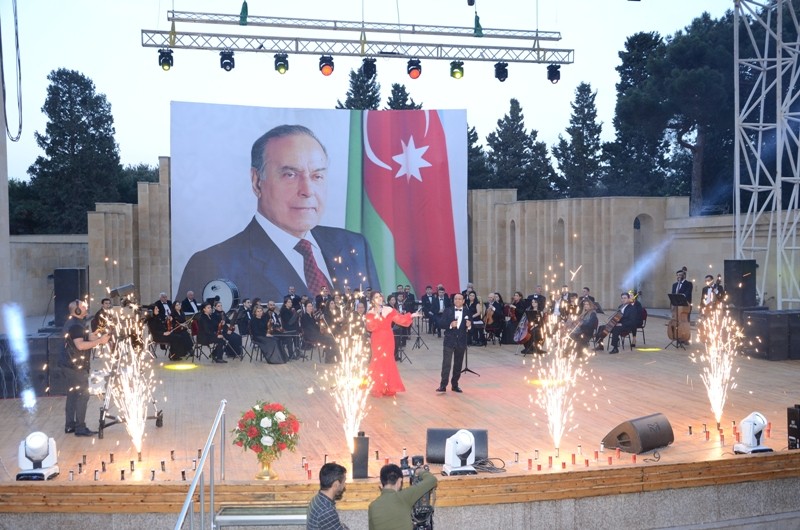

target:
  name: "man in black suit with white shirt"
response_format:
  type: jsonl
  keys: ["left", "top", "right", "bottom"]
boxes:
{"left": 436, "top": 293, "right": 471, "bottom": 393}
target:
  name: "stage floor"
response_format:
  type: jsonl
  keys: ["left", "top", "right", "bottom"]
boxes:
{"left": 1, "top": 320, "right": 798, "bottom": 486}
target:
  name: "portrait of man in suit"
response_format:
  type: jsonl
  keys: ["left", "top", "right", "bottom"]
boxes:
{"left": 177, "top": 124, "right": 380, "bottom": 302}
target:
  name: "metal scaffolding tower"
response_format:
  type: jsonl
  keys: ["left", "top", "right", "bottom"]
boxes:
{"left": 735, "top": 0, "right": 800, "bottom": 309}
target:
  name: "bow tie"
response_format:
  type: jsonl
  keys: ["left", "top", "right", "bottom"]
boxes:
{"left": 455, "top": 309, "right": 462, "bottom": 312}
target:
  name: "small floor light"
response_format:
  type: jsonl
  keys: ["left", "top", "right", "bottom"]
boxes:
{"left": 450, "top": 60, "right": 464, "bottom": 79}
{"left": 407, "top": 58, "right": 422, "bottom": 79}
{"left": 494, "top": 61, "right": 508, "bottom": 82}
{"left": 17, "top": 432, "right": 59, "bottom": 481}
{"left": 158, "top": 49, "right": 173, "bottom": 71}
{"left": 220, "top": 51, "right": 235, "bottom": 72}
{"left": 274, "top": 53, "right": 289, "bottom": 74}
{"left": 319, "top": 55, "right": 334, "bottom": 76}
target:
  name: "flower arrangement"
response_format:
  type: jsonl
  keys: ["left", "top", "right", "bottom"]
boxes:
{"left": 232, "top": 401, "right": 300, "bottom": 462}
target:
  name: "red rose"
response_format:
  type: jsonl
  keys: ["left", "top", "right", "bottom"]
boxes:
{"left": 250, "top": 444, "right": 262, "bottom": 453}
{"left": 279, "top": 421, "right": 287, "bottom": 430}
{"left": 243, "top": 410, "right": 256, "bottom": 421}
{"left": 263, "top": 403, "right": 271, "bottom": 411}
{"left": 247, "top": 426, "right": 259, "bottom": 438}
{"left": 278, "top": 442, "right": 287, "bottom": 451}
{"left": 291, "top": 420, "right": 300, "bottom": 433}
{"left": 235, "top": 440, "right": 243, "bottom": 447}
{"left": 238, "top": 420, "right": 245, "bottom": 430}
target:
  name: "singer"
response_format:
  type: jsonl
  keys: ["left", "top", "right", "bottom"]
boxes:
{"left": 366, "top": 291, "right": 419, "bottom": 398}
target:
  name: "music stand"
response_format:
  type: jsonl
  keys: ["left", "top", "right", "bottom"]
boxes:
{"left": 665, "top": 293, "right": 689, "bottom": 350}
{"left": 460, "top": 342, "right": 480, "bottom": 377}
{"left": 411, "top": 314, "right": 429, "bottom": 350}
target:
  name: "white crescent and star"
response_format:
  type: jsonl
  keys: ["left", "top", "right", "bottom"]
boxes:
{"left": 392, "top": 136, "right": 432, "bottom": 183}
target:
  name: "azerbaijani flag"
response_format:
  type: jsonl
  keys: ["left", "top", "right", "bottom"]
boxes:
{"left": 345, "top": 109, "right": 462, "bottom": 294}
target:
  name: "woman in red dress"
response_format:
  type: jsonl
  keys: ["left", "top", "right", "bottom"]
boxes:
{"left": 365, "top": 291, "right": 419, "bottom": 398}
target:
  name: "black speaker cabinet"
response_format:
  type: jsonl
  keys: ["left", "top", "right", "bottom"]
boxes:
{"left": 789, "top": 405, "right": 800, "bottom": 450}
{"left": 788, "top": 312, "right": 800, "bottom": 360}
{"left": 724, "top": 259, "right": 757, "bottom": 308}
{"left": 0, "top": 333, "right": 55, "bottom": 399}
{"left": 743, "top": 311, "right": 790, "bottom": 361}
{"left": 54, "top": 267, "right": 88, "bottom": 327}
{"left": 602, "top": 413, "right": 674, "bottom": 454}
{"left": 425, "top": 428, "right": 488, "bottom": 464}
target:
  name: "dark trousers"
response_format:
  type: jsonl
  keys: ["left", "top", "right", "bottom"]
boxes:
{"left": 62, "top": 366, "right": 90, "bottom": 430}
{"left": 611, "top": 325, "right": 637, "bottom": 348}
{"left": 440, "top": 345, "right": 466, "bottom": 388}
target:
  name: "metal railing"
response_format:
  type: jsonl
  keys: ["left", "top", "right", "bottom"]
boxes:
{"left": 175, "top": 399, "right": 227, "bottom": 530}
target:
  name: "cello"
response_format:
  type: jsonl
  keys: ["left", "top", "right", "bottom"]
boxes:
{"left": 595, "top": 291, "right": 640, "bottom": 343}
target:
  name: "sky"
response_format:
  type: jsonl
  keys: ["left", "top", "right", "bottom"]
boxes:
{"left": 0, "top": 0, "right": 733, "bottom": 182}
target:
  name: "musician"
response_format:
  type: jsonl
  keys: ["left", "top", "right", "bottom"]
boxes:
{"left": 436, "top": 293, "right": 471, "bottom": 394}
{"left": 484, "top": 292, "right": 504, "bottom": 340}
{"left": 700, "top": 274, "right": 725, "bottom": 314}
{"left": 59, "top": 300, "right": 110, "bottom": 437}
{"left": 420, "top": 286, "right": 436, "bottom": 334}
{"left": 570, "top": 299, "right": 599, "bottom": 354}
{"left": 251, "top": 303, "right": 287, "bottom": 364}
{"left": 181, "top": 290, "right": 201, "bottom": 315}
{"left": 403, "top": 285, "right": 416, "bottom": 309}
{"left": 465, "top": 291, "right": 486, "bottom": 346}
{"left": 672, "top": 267, "right": 694, "bottom": 319}
{"left": 154, "top": 292, "right": 172, "bottom": 321}
{"left": 315, "top": 286, "right": 333, "bottom": 311}
{"left": 527, "top": 285, "right": 548, "bottom": 313}
{"left": 432, "top": 286, "right": 452, "bottom": 338}
{"left": 212, "top": 300, "right": 243, "bottom": 359}
{"left": 236, "top": 299, "right": 253, "bottom": 337}
{"left": 321, "top": 299, "right": 344, "bottom": 338}
{"left": 555, "top": 285, "right": 573, "bottom": 321}
{"left": 147, "top": 304, "right": 192, "bottom": 361}
{"left": 386, "top": 295, "right": 408, "bottom": 360}
{"left": 300, "top": 301, "right": 338, "bottom": 362}
{"left": 285, "top": 286, "right": 302, "bottom": 310}
{"left": 579, "top": 287, "right": 596, "bottom": 305}
{"left": 351, "top": 288, "right": 368, "bottom": 314}
{"left": 280, "top": 297, "right": 301, "bottom": 357}
{"left": 91, "top": 298, "right": 113, "bottom": 333}
{"left": 609, "top": 292, "right": 639, "bottom": 354}
{"left": 171, "top": 301, "right": 195, "bottom": 359}
{"left": 197, "top": 302, "right": 227, "bottom": 363}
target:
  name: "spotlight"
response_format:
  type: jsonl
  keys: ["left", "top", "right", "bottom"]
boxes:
{"left": 319, "top": 55, "right": 334, "bottom": 76}
{"left": 274, "top": 53, "right": 289, "bottom": 74}
{"left": 158, "top": 49, "right": 173, "bottom": 71}
{"left": 16, "top": 432, "right": 59, "bottom": 481}
{"left": 407, "top": 58, "right": 422, "bottom": 79}
{"left": 361, "top": 58, "right": 376, "bottom": 78}
{"left": 494, "top": 61, "right": 508, "bottom": 82}
{"left": 450, "top": 60, "right": 464, "bottom": 79}
{"left": 442, "top": 429, "right": 477, "bottom": 476}
{"left": 220, "top": 50, "right": 235, "bottom": 72}
{"left": 547, "top": 64, "right": 561, "bottom": 84}
{"left": 734, "top": 412, "right": 774, "bottom": 454}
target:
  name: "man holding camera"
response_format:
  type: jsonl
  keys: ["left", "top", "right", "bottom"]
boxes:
{"left": 368, "top": 462, "right": 437, "bottom": 530}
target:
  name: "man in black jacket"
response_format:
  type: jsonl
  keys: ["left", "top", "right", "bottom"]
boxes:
{"left": 436, "top": 293, "right": 471, "bottom": 393}
{"left": 609, "top": 292, "right": 639, "bottom": 354}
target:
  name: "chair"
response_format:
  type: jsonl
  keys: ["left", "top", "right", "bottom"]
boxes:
{"left": 192, "top": 338, "right": 213, "bottom": 362}
{"left": 634, "top": 308, "right": 647, "bottom": 346}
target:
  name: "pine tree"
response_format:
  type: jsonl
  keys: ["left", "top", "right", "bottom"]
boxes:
{"left": 385, "top": 83, "right": 422, "bottom": 110}
{"left": 467, "top": 126, "right": 491, "bottom": 189}
{"left": 27, "top": 69, "right": 122, "bottom": 233}
{"left": 552, "top": 82, "right": 603, "bottom": 198}
{"left": 335, "top": 67, "right": 381, "bottom": 110}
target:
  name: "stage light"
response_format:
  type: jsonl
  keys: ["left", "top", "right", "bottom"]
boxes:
{"left": 450, "top": 61, "right": 464, "bottom": 79}
{"left": 494, "top": 62, "right": 508, "bottom": 82}
{"left": 274, "top": 53, "right": 289, "bottom": 74}
{"left": 547, "top": 64, "right": 561, "bottom": 84}
{"left": 158, "top": 49, "right": 173, "bottom": 71}
{"left": 220, "top": 51, "right": 235, "bottom": 72}
{"left": 442, "top": 429, "right": 477, "bottom": 476}
{"left": 16, "top": 432, "right": 59, "bottom": 481}
{"left": 734, "top": 412, "right": 774, "bottom": 454}
{"left": 361, "top": 58, "right": 376, "bottom": 78}
{"left": 407, "top": 59, "right": 422, "bottom": 79}
{"left": 319, "top": 55, "right": 334, "bottom": 76}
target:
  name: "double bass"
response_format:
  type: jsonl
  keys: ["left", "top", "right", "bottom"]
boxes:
{"left": 667, "top": 296, "right": 691, "bottom": 343}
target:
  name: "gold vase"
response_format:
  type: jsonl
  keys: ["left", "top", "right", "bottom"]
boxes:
{"left": 255, "top": 454, "right": 278, "bottom": 480}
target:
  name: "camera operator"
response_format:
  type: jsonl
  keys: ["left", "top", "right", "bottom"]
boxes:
{"left": 368, "top": 462, "right": 437, "bottom": 530}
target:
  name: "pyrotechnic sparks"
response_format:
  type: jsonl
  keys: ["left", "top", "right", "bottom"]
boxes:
{"left": 692, "top": 306, "right": 742, "bottom": 424}
{"left": 527, "top": 313, "right": 596, "bottom": 452}
{"left": 318, "top": 311, "right": 372, "bottom": 453}
{"left": 2, "top": 303, "right": 37, "bottom": 411}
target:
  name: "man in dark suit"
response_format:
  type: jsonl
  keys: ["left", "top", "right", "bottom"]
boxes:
{"left": 436, "top": 293, "right": 471, "bottom": 393}
{"left": 671, "top": 268, "right": 694, "bottom": 322}
{"left": 431, "top": 286, "right": 452, "bottom": 338}
{"left": 154, "top": 292, "right": 172, "bottom": 321}
{"left": 609, "top": 292, "right": 639, "bottom": 354}
{"left": 284, "top": 286, "right": 302, "bottom": 310}
{"left": 177, "top": 124, "right": 381, "bottom": 305}
{"left": 181, "top": 291, "right": 201, "bottom": 315}
{"left": 420, "top": 285, "right": 436, "bottom": 334}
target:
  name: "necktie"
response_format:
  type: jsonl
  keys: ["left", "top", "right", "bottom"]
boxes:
{"left": 294, "top": 239, "right": 333, "bottom": 297}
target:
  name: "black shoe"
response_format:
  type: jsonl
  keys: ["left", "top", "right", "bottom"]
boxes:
{"left": 435, "top": 387, "right": 446, "bottom": 393}
{"left": 64, "top": 427, "right": 75, "bottom": 434}
{"left": 609, "top": 347, "right": 619, "bottom": 354}
{"left": 594, "top": 344, "right": 604, "bottom": 351}
{"left": 74, "top": 428, "right": 97, "bottom": 437}
{"left": 213, "top": 358, "right": 228, "bottom": 364}
{"left": 452, "top": 387, "right": 463, "bottom": 393}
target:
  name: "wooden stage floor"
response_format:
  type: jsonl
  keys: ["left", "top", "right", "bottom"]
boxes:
{"left": 1, "top": 320, "right": 799, "bottom": 488}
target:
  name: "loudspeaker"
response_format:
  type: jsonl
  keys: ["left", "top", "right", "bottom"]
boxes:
{"left": 744, "top": 311, "right": 790, "bottom": 360}
{"left": 724, "top": 259, "right": 757, "bottom": 308}
{"left": 53, "top": 268, "right": 88, "bottom": 327}
{"left": 788, "top": 405, "right": 800, "bottom": 450}
{"left": 0, "top": 333, "right": 54, "bottom": 399}
{"left": 602, "top": 413, "right": 674, "bottom": 454}
{"left": 426, "top": 428, "right": 488, "bottom": 464}
{"left": 351, "top": 433, "right": 369, "bottom": 479}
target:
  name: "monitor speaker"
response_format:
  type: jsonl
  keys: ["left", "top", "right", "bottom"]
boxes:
{"left": 53, "top": 268, "right": 88, "bottom": 327}
{"left": 426, "top": 428, "right": 488, "bottom": 464}
{"left": 724, "top": 259, "right": 757, "bottom": 308}
{"left": 602, "top": 413, "right": 674, "bottom": 454}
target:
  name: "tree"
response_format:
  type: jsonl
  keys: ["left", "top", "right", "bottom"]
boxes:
{"left": 27, "top": 69, "right": 122, "bottom": 233}
{"left": 552, "top": 82, "right": 603, "bottom": 198}
{"left": 486, "top": 99, "right": 557, "bottom": 200}
{"left": 385, "top": 83, "right": 422, "bottom": 110}
{"left": 118, "top": 163, "right": 159, "bottom": 204}
{"left": 467, "top": 126, "right": 491, "bottom": 189}
{"left": 8, "top": 178, "right": 40, "bottom": 234}
{"left": 335, "top": 67, "right": 381, "bottom": 110}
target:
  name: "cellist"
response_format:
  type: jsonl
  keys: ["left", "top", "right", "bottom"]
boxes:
{"left": 608, "top": 292, "right": 639, "bottom": 354}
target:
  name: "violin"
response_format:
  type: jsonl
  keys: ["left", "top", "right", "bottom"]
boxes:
{"left": 166, "top": 315, "right": 173, "bottom": 332}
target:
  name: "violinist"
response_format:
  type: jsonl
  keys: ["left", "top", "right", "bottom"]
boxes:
{"left": 608, "top": 292, "right": 639, "bottom": 354}
{"left": 465, "top": 291, "right": 486, "bottom": 346}
{"left": 280, "top": 296, "right": 301, "bottom": 357}
{"left": 569, "top": 299, "right": 599, "bottom": 354}
{"left": 300, "top": 301, "right": 337, "bottom": 361}
{"left": 700, "top": 274, "right": 725, "bottom": 314}
{"left": 147, "top": 304, "right": 192, "bottom": 361}
{"left": 197, "top": 302, "right": 226, "bottom": 363}
{"left": 250, "top": 303, "right": 286, "bottom": 364}
{"left": 212, "top": 300, "right": 243, "bottom": 359}
{"left": 169, "top": 301, "right": 194, "bottom": 360}
{"left": 266, "top": 300, "right": 294, "bottom": 361}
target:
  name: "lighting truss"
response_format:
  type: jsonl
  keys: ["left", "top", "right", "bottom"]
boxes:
{"left": 735, "top": 0, "right": 800, "bottom": 309}
{"left": 141, "top": 30, "right": 574, "bottom": 64}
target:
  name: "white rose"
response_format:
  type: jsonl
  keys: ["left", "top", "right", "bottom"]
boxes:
{"left": 275, "top": 411, "right": 287, "bottom": 422}
{"left": 260, "top": 417, "right": 272, "bottom": 428}
{"left": 261, "top": 435, "right": 274, "bottom": 447}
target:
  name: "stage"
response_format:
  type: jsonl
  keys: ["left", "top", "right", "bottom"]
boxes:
{"left": 2, "top": 317, "right": 800, "bottom": 529}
